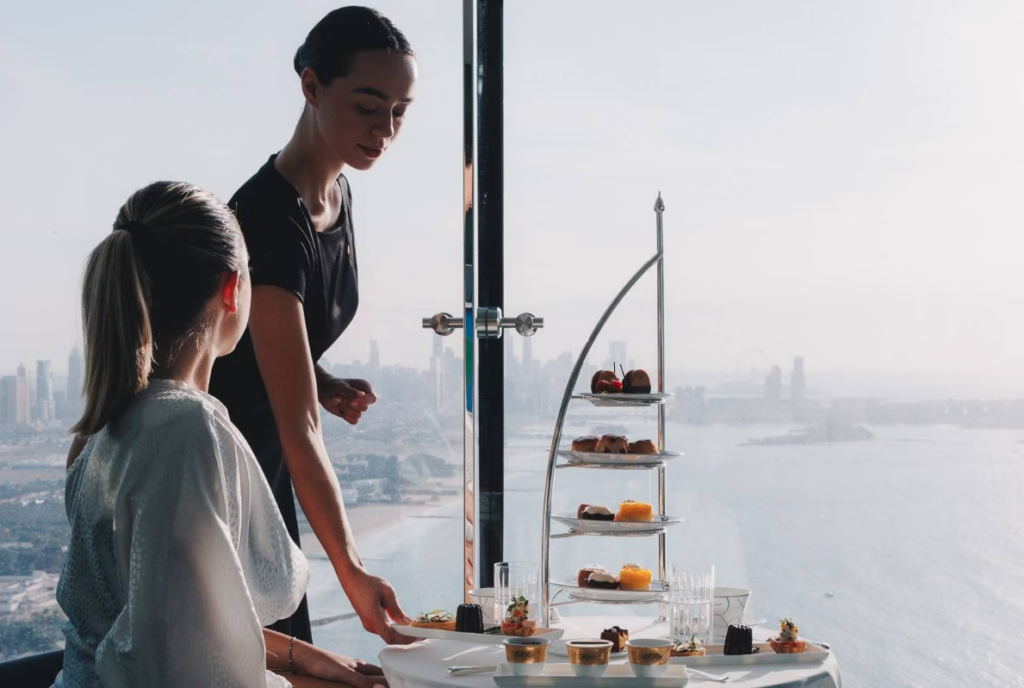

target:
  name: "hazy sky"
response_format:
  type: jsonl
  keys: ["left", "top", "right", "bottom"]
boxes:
{"left": 2, "top": 1, "right": 1023, "bottom": 392}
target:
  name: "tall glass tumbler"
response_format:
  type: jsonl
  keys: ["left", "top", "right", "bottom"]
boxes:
{"left": 668, "top": 564, "right": 715, "bottom": 646}
{"left": 494, "top": 561, "right": 540, "bottom": 627}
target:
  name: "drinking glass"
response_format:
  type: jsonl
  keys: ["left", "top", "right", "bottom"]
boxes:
{"left": 494, "top": 561, "right": 540, "bottom": 626}
{"left": 667, "top": 564, "right": 715, "bottom": 646}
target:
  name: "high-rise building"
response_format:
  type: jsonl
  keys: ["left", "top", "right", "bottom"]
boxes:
{"left": 0, "top": 366, "right": 30, "bottom": 426}
{"left": 36, "top": 360, "right": 54, "bottom": 424}
{"left": 764, "top": 365, "right": 782, "bottom": 407}
{"left": 369, "top": 338, "right": 380, "bottom": 371}
{"left": 790, "top": 356, "right": 806, "bottom": 421}
{"left": 791, "top": 356, "right": 806, "bottom": 403}
{"left": 67, "top": 345, "right": 84, "bottom": 419}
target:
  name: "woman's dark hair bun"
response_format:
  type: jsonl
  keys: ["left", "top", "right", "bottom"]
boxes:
{"left": 294, "top": 6, "right": 414, "bottom": 85}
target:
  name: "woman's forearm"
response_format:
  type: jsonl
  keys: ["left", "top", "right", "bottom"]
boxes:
{"left": 280, "top": 425, "right": 363, "bottom": 577}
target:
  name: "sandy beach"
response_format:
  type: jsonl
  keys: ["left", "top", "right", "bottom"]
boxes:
{"left": 298, "top": 492, "right": 464, "bottom": 560}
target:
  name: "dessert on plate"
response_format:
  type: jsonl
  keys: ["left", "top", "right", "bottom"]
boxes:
{"left": 455, "top": 603, "right": 484, "bottom": 633}
{"left": 628, "top": 439, "right": 657, "bottom": 454}
{"left": 596, "top": 434, "right": 630, "bottom": 453}
{"left": 600, "top": 626, "right": 629, "bottom": 652}
{"left": 583, "top": 570, "right": 620, "bottom": 590}
{"left": 618, "top": 563, "right": 653, "bottom": 591}
{"left": 768, "top": 618, "right": 808, "bottom": 654}
{"left": 411, "top": 610, "right": 456, "bottom": 631}
{"left": 670, "top": 635, "right": 706, "bottom": 657}
{"left": 614, "top": 499, "right": 655, "bottom": 522}
{"left": 577, "top": 503, "right": 615, "bottom": 521}
{"left": 577, "top": 566, "right": 605, "bottom": 588}
{"left": 590, "top": 369, "right": 620, "bottom": 393}
{"left": 723, "top": 624, "right": 755, "bottom": 655}
{"left": 622, "top": 368, "right": 652, "bottom": 394}
{"left": 501, "top": 596, "right": 538, "bottom": 637}
{"left": 571, "top": 435, "right": 599, "bottom": 452}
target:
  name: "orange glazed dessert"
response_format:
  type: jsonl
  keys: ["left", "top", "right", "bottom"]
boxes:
{"left": 618, "top": 563, "right": 653, "bottom": 591}
{"left": 614, "top": 499, "right": 654, "bottom": 522}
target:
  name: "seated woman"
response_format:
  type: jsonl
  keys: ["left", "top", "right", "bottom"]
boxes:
{"left": 53, "top": 181, "right": 387, "bottom": 687}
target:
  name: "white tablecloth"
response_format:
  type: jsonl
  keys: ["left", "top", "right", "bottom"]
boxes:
{"left": 379, "top": 616, "right": 842, "bottom": 688}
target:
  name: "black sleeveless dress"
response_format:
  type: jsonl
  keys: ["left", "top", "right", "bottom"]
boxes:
{"left": 210, "top": 154, "right": 359, "bottom": 642}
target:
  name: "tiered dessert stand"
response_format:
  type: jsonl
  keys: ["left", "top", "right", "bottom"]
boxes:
{"left": 539, "top": 193, "right": 678, "bottom": 626}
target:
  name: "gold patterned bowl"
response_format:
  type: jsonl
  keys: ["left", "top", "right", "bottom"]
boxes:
{"left": 503, "top": 637, "right": 550, "bottom": 676}
{"left": 626, "top": 638, "right": 673, "bottom": 678}
{"left": 565, "top": 639, "right": 613, "bottom": 678}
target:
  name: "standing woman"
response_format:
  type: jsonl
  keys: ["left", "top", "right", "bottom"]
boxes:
{"left": 210, "top": 7, "right": 416, "bottom": 645}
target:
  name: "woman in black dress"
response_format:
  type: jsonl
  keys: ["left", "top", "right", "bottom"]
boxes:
{"left": 210, "top": 6, "right": 416, "bottom": 647}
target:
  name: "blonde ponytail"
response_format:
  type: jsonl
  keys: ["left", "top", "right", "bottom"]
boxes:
{"left": 71, "top": 181, "right": 245, "bottom": 436}
{"left": 72, "top": 231, "right": 153, "bottom": 435}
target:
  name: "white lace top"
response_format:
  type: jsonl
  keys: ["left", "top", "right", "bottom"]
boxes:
{"left": 53, "top": 380, "right": 309, "bottom": 688}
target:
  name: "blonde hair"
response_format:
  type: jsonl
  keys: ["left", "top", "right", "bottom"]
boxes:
{"left": 72, "top": 182, "right": 245, "bottom": 436}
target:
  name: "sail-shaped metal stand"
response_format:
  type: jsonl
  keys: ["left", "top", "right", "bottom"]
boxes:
{"left": 540, "top": 194, "right": 669, "bottom": 626}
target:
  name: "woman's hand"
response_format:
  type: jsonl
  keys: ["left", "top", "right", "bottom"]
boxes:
{"left": 342, "top": 567, "right": 415, "bottom": 645}
{"left": 318, "top": 376, "right": 377, "bottom": 424}
{"left": 292, "top": 644, "right": 389, "bottom": 688}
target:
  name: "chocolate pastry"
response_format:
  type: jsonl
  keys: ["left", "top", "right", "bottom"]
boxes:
{"left": 577, "top": 566, "right": 605, "bottom": 588}
{"left": 585, "top": 571, "right": 621, "bottom": 590}
{"left": 628, "top": 439, "right": 657, "bottom": 455}
{"left": 455, "top": 604, "right": 484, "bottom": 633}
{"left": 600, "top": 626, "right": 629, "bottom": 652}
{"left": 577, "top": 504, "right": 615, "bottom": 521}
{"left": 724, "top": 624, "right": 755, "bottom": 655}
{"left": 596, "top": 434, "right": 630, "bottom": 453}
{"left": 571, "top": 435, "right": 600, "bottom": 452}
{"left": 622, "top": 369, "right": 652, "bottom": 394}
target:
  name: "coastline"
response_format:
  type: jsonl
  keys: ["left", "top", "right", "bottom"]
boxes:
{"left": 299, "top": 492, "right": 464, "bottom": 560}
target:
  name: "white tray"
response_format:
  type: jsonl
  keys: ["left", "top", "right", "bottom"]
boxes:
{"left": 573, "top": 392, "right": 672, "bottom": 407}
{"left": 669, "top": 641, "right": 830, "bottom": 667}
{"left": 551, "top": 577, "right": 667, "bottom": 603}
{"left": 551, "top": 514, "right": 683, "bottom": 534}
{"left": 393, "top": 625, "right": 564, "bottom": 644}
{"left": 560, "top": 450, "right": 683, "bottom": 466}
{"left": 493, "top": 663, "right": 687, "bottom": 687}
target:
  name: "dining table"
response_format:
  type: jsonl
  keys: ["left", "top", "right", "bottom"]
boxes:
{"left": 379, "top": 615, "right": 843, "bottom": 688}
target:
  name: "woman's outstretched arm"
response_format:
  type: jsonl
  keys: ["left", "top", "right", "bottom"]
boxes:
{"left": 248, "top": 284, "right": 411, "bottom": 645}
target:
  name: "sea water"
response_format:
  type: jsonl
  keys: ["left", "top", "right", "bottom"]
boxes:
{"left": 308, "top": 422, "right": 1024, "bottom": 688}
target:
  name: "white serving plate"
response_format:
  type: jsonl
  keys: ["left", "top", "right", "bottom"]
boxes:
{"left": 573, "top": 392, "right": 673, "bottom": 407}
{"left": 669, "top": 641, "right": 830, "bottom": 667}
{"left": 493, "top": 663, "right": 687, "bottom": 687}
{"left": 393, "top": 625, "right": 564, "bottom": 644}
{"left": 559, "top": 450, "right": 683, "bottom": 466}
{"left": 551, "top": 578, "right": 667, "bottom": 603}
{"left": 551, "top": 514, "right": 683, "bottom": 534}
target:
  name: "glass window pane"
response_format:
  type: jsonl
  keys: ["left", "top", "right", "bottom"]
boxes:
{"left": 0, "top": 0, "right": 465, "bottom": 663}
{"left": 504, "top": 2, "right": 1024, "bottom": 686}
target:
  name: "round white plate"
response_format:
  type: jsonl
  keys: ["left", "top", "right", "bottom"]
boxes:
{"left": 559, "top": 450, "right": 683, "bottom": 466}
{"left": 551, "top": 514, "right": 683, "bottom": 534}
{"left": 551, "top": 577, "right": 667, "bottom": 602}
{"left": 574, "top": 392, "right": 672, "bottom": 407}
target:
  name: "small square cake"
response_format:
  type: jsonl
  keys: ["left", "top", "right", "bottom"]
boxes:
{"left": 600, "top": 626, "right": 629, "bottom": 652}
